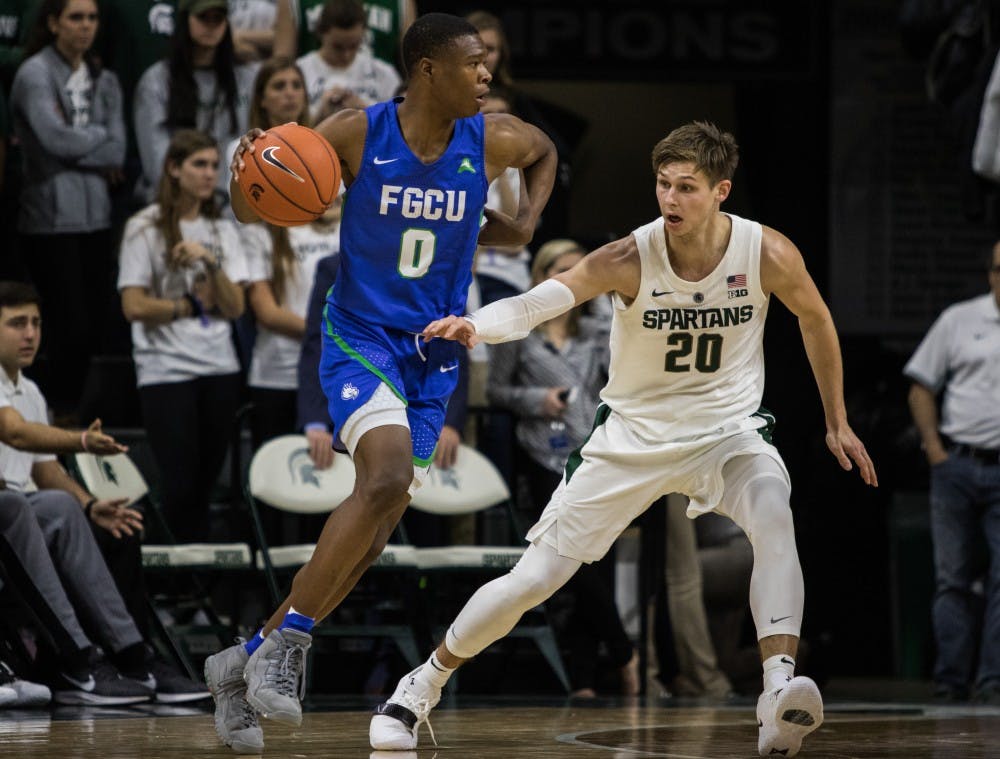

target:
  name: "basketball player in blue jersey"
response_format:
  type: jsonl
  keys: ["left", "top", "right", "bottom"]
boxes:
{"left": 375, "top": 122, "right": 877, "bottom": 757}
{"left": 204, "top": 13, "right": 556, "bottom": 754}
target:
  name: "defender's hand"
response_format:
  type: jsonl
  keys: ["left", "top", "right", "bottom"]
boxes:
{"left": 422, "top": 316, "right": 479, "bottom": 348}
{"left": 825, "top": 424, "right": 878, "bottom": 487}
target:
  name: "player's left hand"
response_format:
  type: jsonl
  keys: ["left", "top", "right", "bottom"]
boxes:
{"left": 422, "top": 315, "right": 479, "bottom": 348}
{"left": 89, "top": 498, "right": 144, "bottom": 539}
{"left": 825, "top": 424, "right": 878, "bottom": 487}
{"left": 434, "top": 425, "right": 461, "bottom": 469}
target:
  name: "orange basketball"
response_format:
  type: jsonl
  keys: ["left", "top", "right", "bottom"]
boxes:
{"left": 237, "top": 123, "right": 341, "bottom": 226}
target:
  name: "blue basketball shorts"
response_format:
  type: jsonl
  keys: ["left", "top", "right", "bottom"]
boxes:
{"left": 320, "top": 302, "right": 461, "bottom": 466}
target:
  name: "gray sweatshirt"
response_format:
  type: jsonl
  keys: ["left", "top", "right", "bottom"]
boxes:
{"left": 132, "top": 59, "right": 259, "bottom": 202}
{"left": 10, "top": 46, "right": 125, "bottom": 234}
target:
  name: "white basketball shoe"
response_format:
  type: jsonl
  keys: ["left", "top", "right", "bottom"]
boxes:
{"left": 369, "top": 665, "right": 441, "bottom": 750}
{"left": 756, "top": 675, "right": 824, "bottom": 757}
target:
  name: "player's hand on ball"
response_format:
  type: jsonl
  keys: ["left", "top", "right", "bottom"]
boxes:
{"left": 422, "top": 316, "right": 479, "bottom": 348}
{"left": 230, "top": 127, "right": 267, "bottom": 183}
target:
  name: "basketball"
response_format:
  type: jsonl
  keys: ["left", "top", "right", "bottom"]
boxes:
{"left": 237, "top": 123, "right": 341, "bottom": 226}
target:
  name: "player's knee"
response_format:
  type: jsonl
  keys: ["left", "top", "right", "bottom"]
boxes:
{"left": 506, "top": 568, "right": 561, "bottom": 610}
{"left": 357, "top": 466, "right": 412, "bottom": 515}
{"left": 745, "top": 480, "right": 794, "bottom": 546}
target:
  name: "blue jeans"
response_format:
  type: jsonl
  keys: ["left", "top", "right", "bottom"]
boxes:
{"left": 929, "top": 454, "right": 1000, "bottom": 691}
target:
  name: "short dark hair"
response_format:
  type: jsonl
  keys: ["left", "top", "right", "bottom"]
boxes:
{"left": 0, "top": 281, "right": 41, "bottom": 312}
{"left": 401, "top": 13, "right": 479, "bottom": 78}
{"left": 317, "top": 0, "right": 366, "bottom": 35}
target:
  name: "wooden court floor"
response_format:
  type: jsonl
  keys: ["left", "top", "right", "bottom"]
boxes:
{"left": 1, "top": 699, "right": 998, "bottom": 758}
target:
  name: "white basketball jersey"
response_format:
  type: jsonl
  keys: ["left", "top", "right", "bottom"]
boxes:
{"left": 600, "top": 213, "right": 769, "bottom": 442}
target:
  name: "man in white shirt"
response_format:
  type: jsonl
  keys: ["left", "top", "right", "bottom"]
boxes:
{"left": 0, "top": 281, "right": 207, "bottom": 705}
{"left": 296, "top": 0, "right": 400, "bottom": 123}
{"left": 905, "top": 244, "right": 1000, "bottom": 705}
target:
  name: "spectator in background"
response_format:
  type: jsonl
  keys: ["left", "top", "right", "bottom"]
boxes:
{"left": 295, "top": 0, "right": 399, "bottom": 123}
{"left": 905, "top": 243, "right": 1000, "bottom": 704}
{"left": 133, "top": 0, "right": 259, "bottom": 203}
{"left": 474, "top": 88, "right": 532, "bottom": 305}
{"left": 0, "top": 280, "right": 208, "bottom": 705}
{"left": 228, "top": 0, "right": 278, "bottom": 61}
{"left": 118, "top": 130, "right": 247, "bottom": 543}
{"left": 10, "top": 0, "right": 125, "bottom": 419}
{"left": 0, "top": 0, "right": 35, "bottom": 90}
{"left": 237, "top": 58, "right": 339, "bottom": 450}
{"left": 465, "top": 10, "right": 585, "bottom": 246}
{"left": 486, "top": 239, "right": 638, "bottom": 697}
{"left": 274, "top": 0, "right": 415, "bottom": 72}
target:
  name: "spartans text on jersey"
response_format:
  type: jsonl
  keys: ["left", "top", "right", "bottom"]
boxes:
{"left": 642, "top": 305, "right": 755, "bottom": 331}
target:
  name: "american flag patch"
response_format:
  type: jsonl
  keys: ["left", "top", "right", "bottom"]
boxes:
{"left": 727, "top": 274, "right": 747, "bottom": 289}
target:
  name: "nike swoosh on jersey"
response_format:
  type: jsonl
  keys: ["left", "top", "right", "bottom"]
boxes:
{"left": 374, "top": 156, "right": 400, "bottom": 165}
{"left": 439, "top": 364, "right": 460, "bottom": 373}
{"left": 651, "top": 289, "right": 674, "bottom": 297}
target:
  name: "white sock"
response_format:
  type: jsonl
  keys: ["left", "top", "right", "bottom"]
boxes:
{"left": 762, "top": 653, "right": 795, "bottom": 692}
{"left": 416, "top": 652, "right": 455, "bottom": 690}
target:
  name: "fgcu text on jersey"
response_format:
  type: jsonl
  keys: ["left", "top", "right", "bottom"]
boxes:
{"left": 332, "top": 99, "right": 488, "bottom": 334}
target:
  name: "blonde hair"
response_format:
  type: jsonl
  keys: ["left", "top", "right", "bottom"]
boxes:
{"left": 531, "top": 239, "right": 585, "bottom": 337}
{"left": 650, "top": 121, "right": 739, "bottom": 186}
{"left": 531, "top": 239, "right": 586, "bottom": 285}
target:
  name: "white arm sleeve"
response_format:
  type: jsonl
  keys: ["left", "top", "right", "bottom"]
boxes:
{"left": 466, "top": 279, "right": 576, "bottom": 344}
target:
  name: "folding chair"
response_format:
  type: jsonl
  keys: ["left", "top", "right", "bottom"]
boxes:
{"left": 409, "top": 444, "right": 571, "bottom": 693}
{"left": 73, "top": 451, "right": 253, "bottom": 675}
{"left": 244, "top": 435, "right": 422, "bottom": 671}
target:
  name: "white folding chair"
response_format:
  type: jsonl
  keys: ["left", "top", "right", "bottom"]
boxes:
{"left": 409, "top": 444, "right": 571, "bottom": 693}
{"left": 73, "top": 452, "right": 253, "bottom": 673}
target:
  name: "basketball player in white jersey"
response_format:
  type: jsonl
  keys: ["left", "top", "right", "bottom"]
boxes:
{"left": 369, "top": 121, "right": 878, "bottom": 757}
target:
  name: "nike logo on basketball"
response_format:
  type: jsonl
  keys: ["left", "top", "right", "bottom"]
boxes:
{"left": 651, "top": 289, "right": 674, "bottom": 297}
{"left": 770, "top": 615, "right": 793, "bottom": 624}
{"left": 439, "top": 363, "right": 460, "bottom": 373}
{"left": 261, "top": 146, "right": 305, "bottom": 183}
{"left": 61, "top": 673, "right": 96, "bottom": 691}
{"left": 374, "top": 156, "right": 399, "bottom": 165}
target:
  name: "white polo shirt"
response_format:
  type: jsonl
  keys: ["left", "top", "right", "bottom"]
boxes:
{"left": 0, "top": 371, "right": 56, "bottom": 491}
{"left": 905, "top": 292, "right": 1000, "bottom": 448}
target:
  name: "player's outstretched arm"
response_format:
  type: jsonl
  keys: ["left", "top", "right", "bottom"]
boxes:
{"left": 422, "top": 235, "right": 639, "bottom": 348}
{"left": 761, "top": 227, "right": 878, "bottom": 487}
{"left": 481, "top": 114, "right": 558, "bottom": 246}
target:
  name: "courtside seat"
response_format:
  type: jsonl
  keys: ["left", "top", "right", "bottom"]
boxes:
{"left": 414, "top": 545, "right": 524, "bottom": 571}
{"left": 72, "top": 451, "right": 251, "bottom": 676}
{"left": 143, "top": 543, "right": 252, "bottom": 570}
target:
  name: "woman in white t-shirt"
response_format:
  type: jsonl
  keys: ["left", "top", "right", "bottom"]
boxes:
{"left": 117, "top": 129, "right": 249, "bottom": 542}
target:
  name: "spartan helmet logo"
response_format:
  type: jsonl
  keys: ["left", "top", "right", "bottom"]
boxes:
{"left": 249, "top": 183, "right": 265, "bottom": 201}
{"left": 101, "top": 460, "right": 119, "bottom": 486}
{"left": 287, "top": 448, "right": 320, "bottom": 487}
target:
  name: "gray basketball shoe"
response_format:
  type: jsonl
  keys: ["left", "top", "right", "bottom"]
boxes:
{"left": 204, "top": 641, "right": 264, "bottom": 754}
{"left": 243, "top": 628, "right": 311, "bottom": 726}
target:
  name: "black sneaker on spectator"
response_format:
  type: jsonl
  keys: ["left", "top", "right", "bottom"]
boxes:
{"left": 145, "top": 659, "right": 211, "bottom": 703}
{"left": 53, "top": 655, "right": 153, "bottom": 706}
{"left": 0, "top": 660, "right": 51, "bottom": 707}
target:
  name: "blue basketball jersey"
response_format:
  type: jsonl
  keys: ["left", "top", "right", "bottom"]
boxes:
{"left": 331, "top": 98, "right": 488, "bottom": 333}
